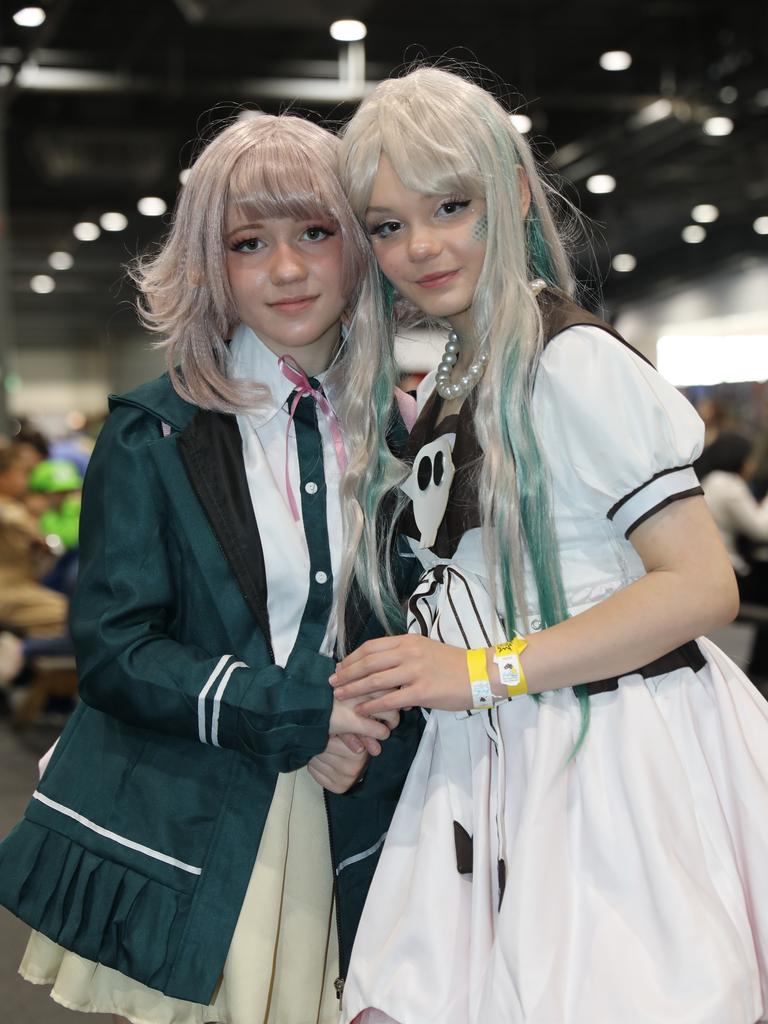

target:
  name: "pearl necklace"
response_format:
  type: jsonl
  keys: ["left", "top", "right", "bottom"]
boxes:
{"left": 435, "top": 332, "right": 487, "bottom": 400}
{"left": 435, "top": 278, "right": 549, "bottom": 401}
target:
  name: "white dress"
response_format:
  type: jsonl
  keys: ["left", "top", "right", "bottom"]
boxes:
{"left": 342, "top": 324, "right": 768, "bottom": 1024}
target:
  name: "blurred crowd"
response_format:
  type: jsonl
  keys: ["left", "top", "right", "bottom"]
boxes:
{"left": 0, "top": 418, "right": 93, "bottom": 719}
{"left": 696, "top": 397, "right": 768, "bottom": 683}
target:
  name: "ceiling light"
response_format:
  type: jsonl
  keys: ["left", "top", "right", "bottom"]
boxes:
{"left": 703, "top": 116, "right": 733, "bottom": 136}
{"left": 13, "top": 6, "right": 46, "bottom": 27}
{"left": 137, "top": 196, "right": 167, "bottom": 216}
{"left": 682, "top": 225, "right": 706, "bottom": 243}
{"left": 330, "top": 19, "right": 367, "bottom": 41}
{"left": 509, "top": 114, "right": 532, "bottom": 134}
{"left": 754, "top": 216, "right": 768, "bottom": 235}
{"left": 719, "top": 86, "right": 738, "bottom": 104}
{"left": 73, "top": 222, "right": 100, "bottom": 241}
{"left": 631, "top": 98, "right": 673, "bottom": 128}
{"left": 100, "top": 212, "right": 128, "bottom": 231}
{"left": 612, "top": 253, "right": 636, "bottom": 272}
{"left": 48, "top": 251, "right": 74, "bottom": 271}
{"left": 179, "top": 168, "right": 191, "bottom": 185}
{"left": 30, "top": 274, "right": 55, "bottom": 294}
{"left": 599, "top": 50, "right": 632, "bottom": 72}
{"left": 691, "top": 204, "right": 719, "bottom": 223}
{"left": 586, "top": 174, "right": 616, "bottom": 194}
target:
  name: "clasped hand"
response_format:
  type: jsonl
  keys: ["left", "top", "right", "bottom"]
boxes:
{"left": 307, "top": 691, "right": 400, "bottom": 795}
{"left": 311, "top": 634, "right": 470, "bottom": 794}
{"left": 330, "top": 634, "right": 471, "bottom": 715}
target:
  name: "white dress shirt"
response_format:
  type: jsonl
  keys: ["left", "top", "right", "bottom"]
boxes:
{"left": 229, "top": 322, "right": 344, "bottom": 663}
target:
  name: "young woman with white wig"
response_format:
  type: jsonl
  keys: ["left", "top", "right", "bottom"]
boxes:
{"left": 331, "top": 66, "right": 768, "bottom": 1024}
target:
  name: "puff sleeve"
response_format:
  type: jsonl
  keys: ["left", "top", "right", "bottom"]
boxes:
{"left": 533, "top": 325, "right": 705, "bottom": 538}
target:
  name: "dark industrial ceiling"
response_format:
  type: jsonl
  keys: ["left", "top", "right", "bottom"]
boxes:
{"left": 2, "top": 0, "right": 767, "bottom": 348}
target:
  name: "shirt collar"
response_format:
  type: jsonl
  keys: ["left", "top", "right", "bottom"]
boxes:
{"left": 228, "top": 322, "right": 329, "bottom": 427}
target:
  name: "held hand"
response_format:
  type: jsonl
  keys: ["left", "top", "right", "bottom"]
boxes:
{"left": 338, "top": 733, "right": 379, "bottom": 756}
{"left": 329, "top": 695, "right": 396, "bottom": 745}
{"left": 337, "top": 697, "right": 402, "bottom": 756}
{"left": 308, "top": 735, "right": 369, "bottom": 795}
{"left": 331, "top": 694, "right": 401, "bottom": 756}
{"left": 330, "top": 635, "right": 472, "bottom": 716}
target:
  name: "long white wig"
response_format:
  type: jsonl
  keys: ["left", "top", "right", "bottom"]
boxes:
{"left": 339, "top": 67, "right": 580, "bottom": 663}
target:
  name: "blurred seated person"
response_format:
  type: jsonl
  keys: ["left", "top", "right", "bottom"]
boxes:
{"left": 13, "top": 418, "right": 49, "bottom": 464}
{"left": 0, "top": 442, "right": 68, "bottom": 637}
{"left": 749, "top": 425, "right": 768, "bottom": 504}
{"left": 28, "top": 459, "right": 82, "bottom": 597}
{"left": 701, "top": 432, "right": 768, "bottom": 584}
{"left": 693, "top": 396, "right": 734, "bottom": 481}
{"left": 701, "top": 432, "right": 768, "bottom": 680}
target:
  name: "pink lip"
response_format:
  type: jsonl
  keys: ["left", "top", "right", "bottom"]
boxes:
{"left": 269, "top": 295, "right": 318, "bottom": 312}
{"left": 415, "top": 270, "right": 459, "bottom": 289}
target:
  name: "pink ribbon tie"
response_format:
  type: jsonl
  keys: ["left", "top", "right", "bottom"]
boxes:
{"left": 278, "top": 355, "right": 348, "bottom": 521}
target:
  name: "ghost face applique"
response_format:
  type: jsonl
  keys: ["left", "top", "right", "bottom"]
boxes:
{"left": 401, "top": 435, "right": 456, "bottom": 549}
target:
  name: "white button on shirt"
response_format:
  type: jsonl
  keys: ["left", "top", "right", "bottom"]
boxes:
{"left": 229, "top": 323, "right": 345, "bottom": 665}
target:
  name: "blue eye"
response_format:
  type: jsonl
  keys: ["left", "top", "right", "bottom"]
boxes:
{"left": 302, "top": 225, "right": 335, "bottom": 241}
{"left": 369, "top": 220, "right": 402, "bottom": 240}
{"left": 231, "top": 237, "right": 262, "bottom": 253}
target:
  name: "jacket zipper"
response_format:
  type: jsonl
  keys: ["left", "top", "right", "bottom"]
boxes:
{"left": 324, "top": 789, "right": 346, "bottom": 1001}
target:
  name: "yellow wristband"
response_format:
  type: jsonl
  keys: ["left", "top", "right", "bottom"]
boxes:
{"left": 466, "top": 648, "right": 492, "bottom": 709}
{"left": 493, "top": 638, "right": 528, "bottom": 697}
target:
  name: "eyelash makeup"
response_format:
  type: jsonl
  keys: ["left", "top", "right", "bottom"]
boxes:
{"left": 303, "top": 225, "right": 336, "bottom": 241}
{"left": 368, "top": 198, "right": 472, "bottom": 240}
{"left": 228, "top": 224, "right": 336, "bottom": 251}
{"left": 439, "top": 198, "right": 471, "bottom": 216}
{"left": 230, "top": 236, "right": 261, "bottom": 252}
{"left": 368, "top": 220, "right": 400, "bottom": 239}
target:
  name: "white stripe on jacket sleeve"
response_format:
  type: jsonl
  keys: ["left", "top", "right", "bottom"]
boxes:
{"left": 211, "top": 661, "right": 248, "bottom": 748}
{"left": 198, "top": 654, "right": 232, "bottom": 743}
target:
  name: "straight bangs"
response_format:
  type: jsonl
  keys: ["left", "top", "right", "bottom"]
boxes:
{"left": 228, "top": 136, "right": 337, "bottom": 224}
{"left": 380, "top": 119, "right": 484, "bottom": 203}
{"left": 227, "top": 126, "right": 368, "bottom": 302}
{"left": 341, "top": 97, "right": 484, "bottom": 216}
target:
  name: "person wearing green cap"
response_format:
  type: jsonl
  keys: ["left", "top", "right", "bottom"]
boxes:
{"left": 28, "top": 458, "right": 83, "bottom": 496}
{"left": 27, "top": 458, "right": 83, "bottom": 594}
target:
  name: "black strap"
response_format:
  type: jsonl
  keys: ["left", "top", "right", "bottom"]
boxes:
{"left": 586, "top": 639, "right": 706, "bottom": 695}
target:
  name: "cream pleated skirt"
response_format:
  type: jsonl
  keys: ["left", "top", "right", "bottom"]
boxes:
{"left": 20, "top": 766, "right": 340, "bottom": 1024}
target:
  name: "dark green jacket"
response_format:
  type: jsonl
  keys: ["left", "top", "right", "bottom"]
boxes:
{"left": 0, "top": 373, "right": 420, "bottom": 1003}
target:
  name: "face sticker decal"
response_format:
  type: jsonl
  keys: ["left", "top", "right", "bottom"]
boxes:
{"left": 472, "top": 213, "right": 488, "bottom": 243}
{"left": 401, "top": 435, "right": 456, "bottom": 548}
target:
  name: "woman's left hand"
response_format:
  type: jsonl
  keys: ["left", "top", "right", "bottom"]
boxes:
{"left": 308, "top": 735, "right": 369, "bottom": 795}
{"left": 330, "top": 635, "right": 471, "bottom": 715}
